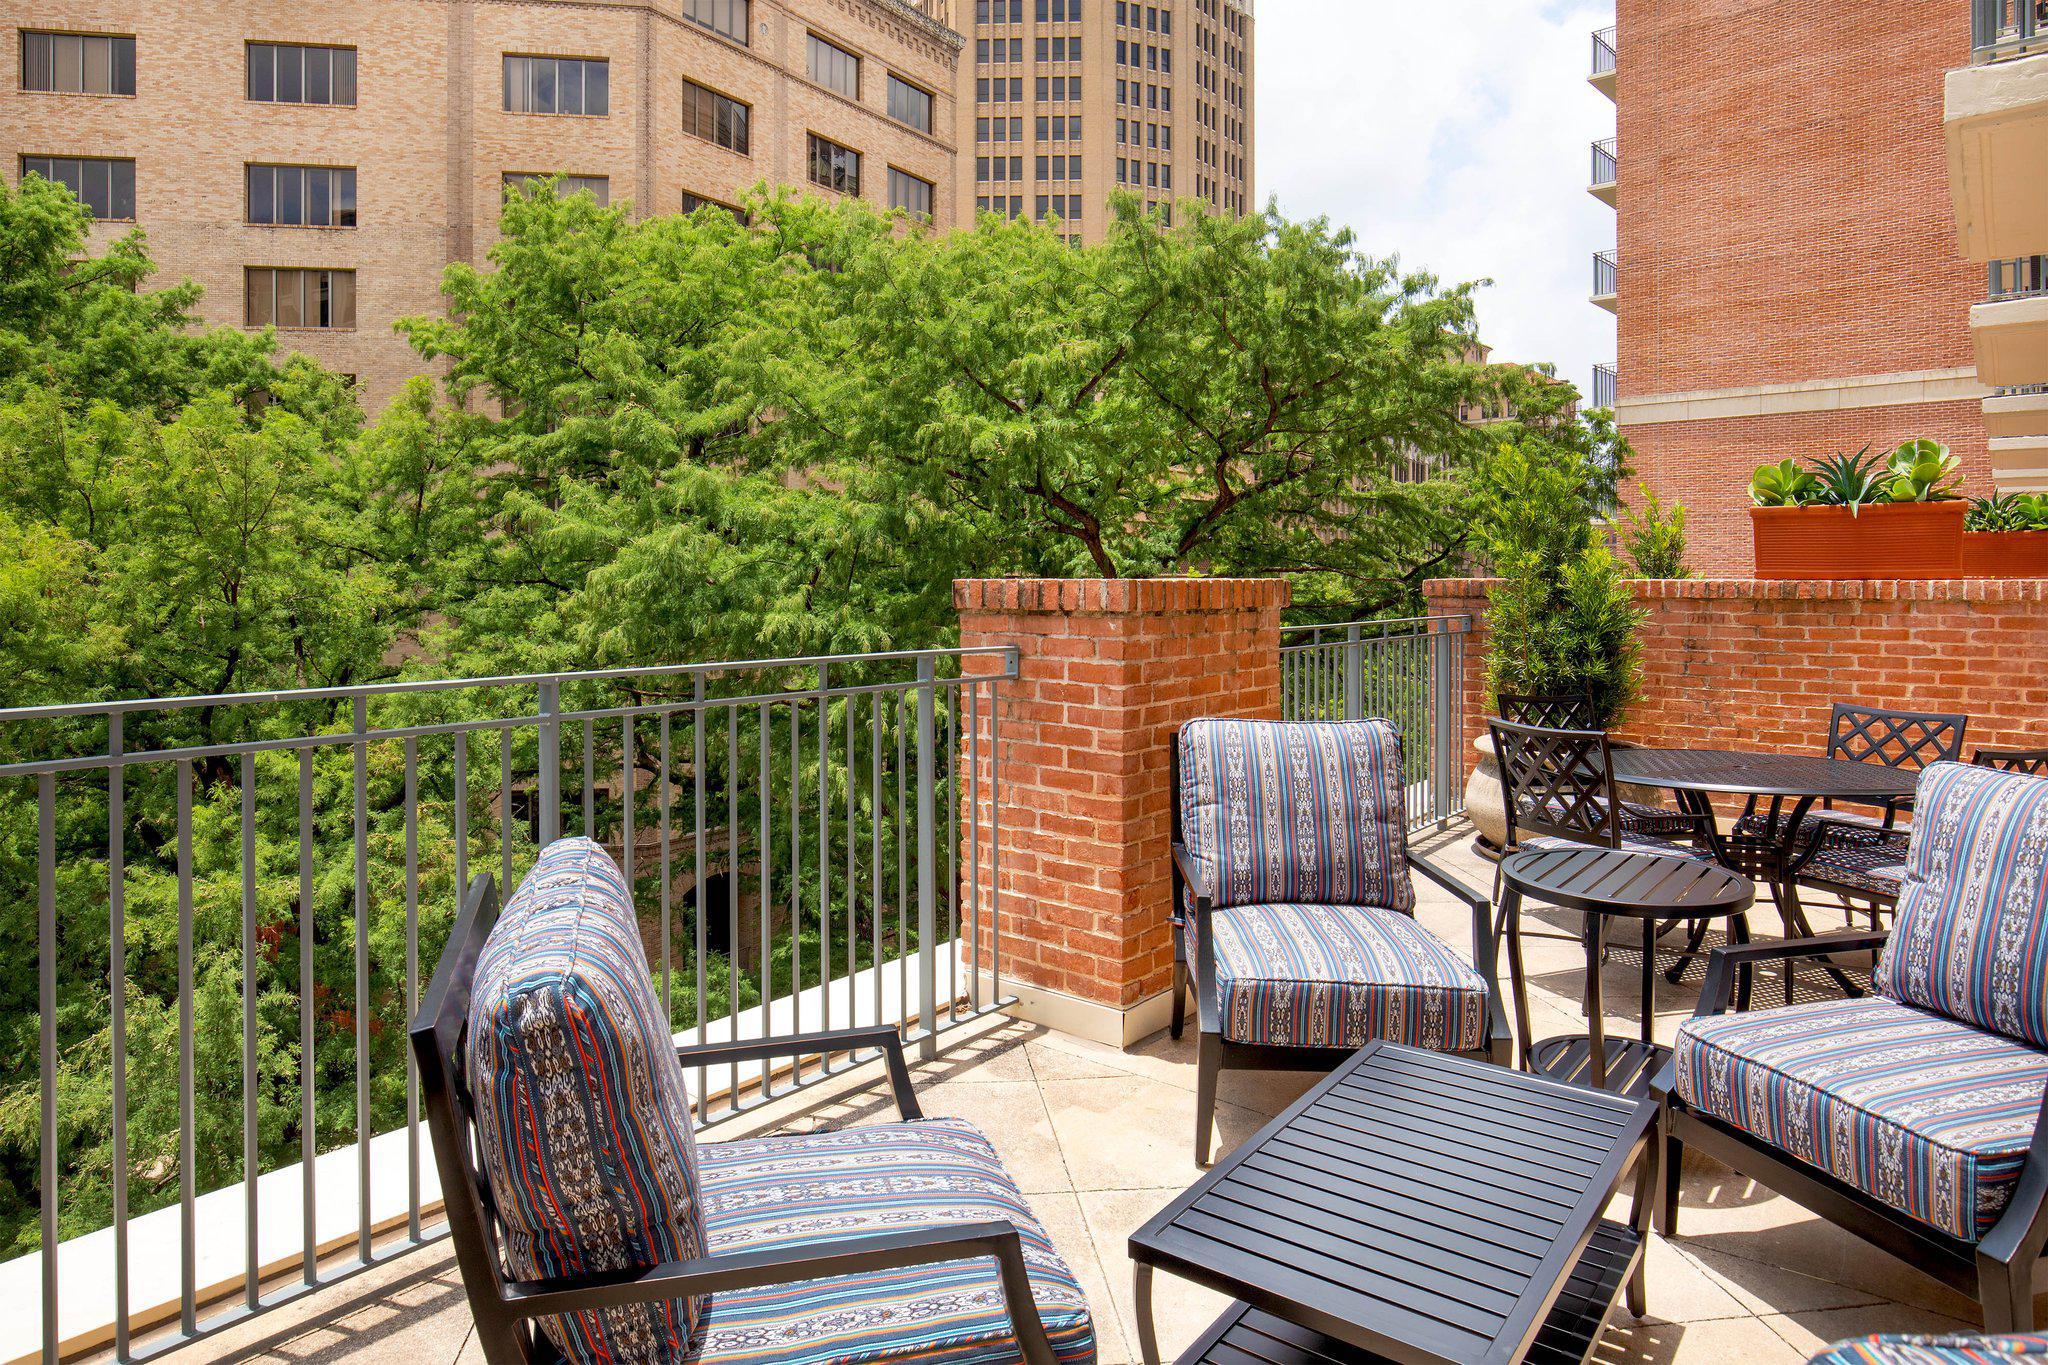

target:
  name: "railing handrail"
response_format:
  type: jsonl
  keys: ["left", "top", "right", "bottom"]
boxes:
{"left": 1974, "top": 0, "right": 2042, "bottom": 61}
{"left": 1592, "top": 26, "right": 1617, "bottom": 75}
{"left": 1279, "top": 613, "right": 1472, "bottom": 648}
{"left": 1591, "top": 138, "right": 1618, "bottom": 184}
{"left": 1592, "top": 363, "right": 1618, "bottom": 410}
{"left": 1988, "top": 255, "right": 2048, "bottom": 302}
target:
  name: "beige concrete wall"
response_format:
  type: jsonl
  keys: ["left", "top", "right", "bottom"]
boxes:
{"left": 1, "top": 0, "right": 963, "bottom": 411}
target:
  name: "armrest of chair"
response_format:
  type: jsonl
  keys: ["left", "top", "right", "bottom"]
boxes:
{"left": 1693, "top": 931, "right": 1890, "bottom": 1019}
{"left": 1171, "top": 841, "right": 1211, "bottom": 921}
{"left": 502, "top": 1220, "right": 1059, "bottom": 1365}
{"left": 1405, "top": 848, "right": 1511, "bottom": 1053}
{"left": 675, "top": 1025, "right": 920, "bottom": 1120}
{"left": 1782, "top": 816, "right": 1907, "bottom": 876}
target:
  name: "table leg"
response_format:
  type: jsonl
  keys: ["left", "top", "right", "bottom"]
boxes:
{"left": 1627, "top": 1131, "right": 1655, "bottom": 1318}
{"left": 1504, "top": 887, "right": 1532, "bottom": 1070}
{"left": 1586, "top": 915, "right": 1608, "bottom": 1090}
{"left": 1135, "top": 1262, "right": 1160, "bottom": 1365}
{"left": 1640, "top": 914, "right": 1657, "bottom": 1050}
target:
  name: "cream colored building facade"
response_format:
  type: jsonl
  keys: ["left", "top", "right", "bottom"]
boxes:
{"left": 954, "top": 0, "right": 1251, "bottom": 243}
{"left": 3, "top": 0, "right": 964, "bottom": 410}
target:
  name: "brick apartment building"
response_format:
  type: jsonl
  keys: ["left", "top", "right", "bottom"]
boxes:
{"left": 1591, "top": 0, "right": 2048, "bottom": 573}
{"left": 957, "top": 0, "right": 1252, "bottom": 243}
{"left": 3, "top": 0, "right": 964, "bottom": 411}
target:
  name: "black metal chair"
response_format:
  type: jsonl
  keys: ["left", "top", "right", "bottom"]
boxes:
{"left": 1737, "top": 702, "right": 1969, "bottom": 845}
{"left": 1495, "top": 691, "right": 1695, "bottom": 840}
{"left": 1169, "top": 718, "right": 1510, "bottom": 1166}
{"left": 1978, "top": 747, "right": 2048, "bottom": 777}
{"left": 412, "top": 872, "right": 1074, "bottom": 1365}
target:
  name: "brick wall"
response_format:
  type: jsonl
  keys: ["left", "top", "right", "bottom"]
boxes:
{"left": 955, "top": 576, "right": 1286, "bottom": 1040}
{"left": 1424, "top": 577, "right": 2048, "bottom": 768}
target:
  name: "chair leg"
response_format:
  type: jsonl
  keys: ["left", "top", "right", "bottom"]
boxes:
{"left": 1978, "top": 1250, "right": 2035, "bottom": 1333}
{"left": 1169, "top": 955, "right": 1187, "bottom": 1041}
{"left": 1656, "top": 1130, "right": 1683, "bottom": 1238}
{"left": 1194, "top": 1032, "right": 1221, "bottom": 1167}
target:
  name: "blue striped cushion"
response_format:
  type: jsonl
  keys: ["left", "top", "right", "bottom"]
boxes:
{"left": 1194, "top": 902, "right": 1489, "bottom": 1052}
{"left": 467, "top": 838, "right": 707, "bottom": 1363}
{"left": 694, "top": 1118, "right": 1096, "bottom": 1365}
{"left": 1807, "top": 1335, "right": 2048, "bottom": 1364}
{"left": 1674, "top": 996, "right": 2047, "bottom": 1241}
{"left": 1876, "top": 763, "right": 2048, "bottom": 1046}
{"left": 1178, "top": 718, "right": 1413, "bottom": 912}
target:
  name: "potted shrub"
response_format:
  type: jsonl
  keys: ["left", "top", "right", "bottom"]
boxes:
{"left": 1963, "top": 493, "right": 2048, "bottom": 577}
{"left": 1749, "top": 440, "right": 1966, "bottom": 579}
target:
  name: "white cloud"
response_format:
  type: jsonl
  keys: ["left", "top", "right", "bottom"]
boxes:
{"left": 1254, "top": 0, "right": 1616, "bottom": 398}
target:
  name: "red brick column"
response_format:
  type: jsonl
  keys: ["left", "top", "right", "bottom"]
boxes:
{"left": 955, "top": 578, "right": 1289, "bottom": 1047}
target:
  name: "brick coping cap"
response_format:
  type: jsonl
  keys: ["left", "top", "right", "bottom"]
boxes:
{"left": 1424, "top": 576, "right": 2048, "bottom": 603}
{"left": 954, "top": 577, "right": 1292, "bottom": 614}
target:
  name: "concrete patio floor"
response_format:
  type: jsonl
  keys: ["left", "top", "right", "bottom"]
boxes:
{"left": 153, "top": 826, "right": 2006, "bottom": 1365}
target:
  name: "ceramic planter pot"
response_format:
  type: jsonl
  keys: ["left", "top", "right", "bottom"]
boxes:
{"left": 1466, "top": 734, "right": 1508, "bottom": 854}
{"left": 1962, "top": 531, "right": 2048, "bottom": 578}
{"left": 1750, "top": 502, "right": 1967, "bottom": 580}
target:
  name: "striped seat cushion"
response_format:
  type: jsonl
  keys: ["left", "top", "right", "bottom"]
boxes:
{"left": 1806, "top": 1335, "right": 2048, "bottom": 1364}
{"left": 1674, "top": 996, "right": 2048, "bottom": 1241}
{"left": 467, "top": 838, "right": 707, "bottom": 1364}
{"left": 694, "top": 1118, "right": 1096, "bottom": 1365}
{"left": 1875, "top": 764, "right": 2048, "bottom": 1046}
{"left": 1192, "top": 901, "right": 1490, "bottom": 1052}
{"left": 1178, "top": 718, "right": 1413, "bottom": 912}
{"left": 1799, "top": 832, "right": 1910, "bottom": 900}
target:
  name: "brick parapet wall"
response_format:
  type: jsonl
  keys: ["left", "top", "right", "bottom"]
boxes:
{"left": 1423, "top": 577, "right": 2048, "bottom": 770}
{"left": 954, "top": 577, "right": 1288, "bottom": 1024}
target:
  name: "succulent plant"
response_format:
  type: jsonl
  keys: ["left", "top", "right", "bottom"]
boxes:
{"left": 1968, "top": 493, "right": 2031, "bottom": 532}
{"left": 1749, "top": 459, "right": 1820, "bottom": 508}
{"left": 1883, "top": 438, "right": 1962, "bottom": 503}
{"left": 1808, "top": 445, "right": 1888, "bottom": 514}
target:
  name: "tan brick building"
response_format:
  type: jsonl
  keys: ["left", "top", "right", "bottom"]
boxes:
{"left": 954, "top": 0, "right": 1251, "bottom": 244}
{"left": 3, "top": 0, "right": 964, "bottom": 411}
{"left": 1591, "top": 0, "right": 2046, "bottom": 574}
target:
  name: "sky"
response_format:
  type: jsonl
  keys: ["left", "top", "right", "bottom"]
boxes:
{"left": 1254, "top": 0, "right": 1617, "bottom": 401}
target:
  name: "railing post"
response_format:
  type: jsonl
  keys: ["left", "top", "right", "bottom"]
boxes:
{"left": 537, "top": 680, "right": 560, "bottom": 846}
{"left": 1432, "top": 623, "right": 1458, "bottom": 828}
{"left": 1343, "top": 625, "right": 1364, "bottom": 721}
{"left": 916, "top": 656, "right": 939, "bottom": 1060}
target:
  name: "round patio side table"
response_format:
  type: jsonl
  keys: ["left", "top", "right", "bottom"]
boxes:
{"left": 1501, "top": 845, "right": 1755, "bottom": 1098}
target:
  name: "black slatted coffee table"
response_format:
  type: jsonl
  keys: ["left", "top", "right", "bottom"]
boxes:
{"left": 1128, "top": 1042, "right": 1658, "bottom": 1365}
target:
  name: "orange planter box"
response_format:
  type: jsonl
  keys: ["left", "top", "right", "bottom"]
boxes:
{"left": 1963, "top": 531, "right": 2048, "bottom": 578}
{"left": 1750, "top": 502, "right": 1967, "bottom": 580}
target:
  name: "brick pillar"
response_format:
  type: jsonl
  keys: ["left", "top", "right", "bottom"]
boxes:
{"left": 955, "top": 577, "right": 1290, "bottom": 1047}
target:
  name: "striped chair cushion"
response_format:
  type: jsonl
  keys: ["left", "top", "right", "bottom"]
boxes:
{"left": 1799, "top": 831, "right": 1909, "bottom": 900}
{"left": 1674, "top": 996, "right": 2048, "bottom": 1241}
{"left": 1875, "top": 763, "right": 2048, "bottom": 1046}
{"left": 1193, "top": 901, "right": 1490, "bottom": 1052}
{"left": 694, "top": 1118, "right": 1096, "bottom": 1365}
{"left": 1178, "top": 718, "right": 1413, "bottom": 912}
{"left": 467, "top": 838, "right": 707, "bottom": 1363}
{"left": 1807, "top": 1335, "right": 2048, "bottom": 1364}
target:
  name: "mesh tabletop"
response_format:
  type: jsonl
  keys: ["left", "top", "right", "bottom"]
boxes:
{"left": 1609, "top": 748, "right": 1920, "bottom": 801}
{"left": 1130, "top": 1043, "right": 1657, "bottom": 1365}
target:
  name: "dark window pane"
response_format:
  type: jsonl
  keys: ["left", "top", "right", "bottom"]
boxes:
{"left": 333, "top": 47, "right": 356, "bottom": 104}
{"left": 277, "top": 45, "right": 302, "bottom": 101}
{"left": 585, "top": 60, "right": 607, "bottom": 114}
{"left": 308, "top": 168, "right": 330, "bottom": 226}
{"left": 305, "top": 46, "right": 330, "bottom": 103}
{"left": 112, "top": 36, "right": 133, "bottom": 94}
{"left": 110, "top": 159, "right": 134, "bottom": 219}
{"left": 249, "top": 165, "right": 273, "bottom": 223}
{"left": 559, "top": 58, "right": 582, "bottom": 114}
{"left": 337, "top": 168, "right": 355, "bottom": 226}
{"left": 247, "top": 43, "right": 273, "bottom": 100}
{"left": 533, "top": 59, "right": 555, "bottom": 113}
{"left": 278, "top": 166, "right": 302, "bottom": 224}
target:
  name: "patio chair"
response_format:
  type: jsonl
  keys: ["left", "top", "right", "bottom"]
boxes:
{"left": 411, "top": 836, "right": 1094, "bottom": 1365}
{"left": 1168, "top": 717, "right": 1510, "bottom": 1166}
{"left": 1657, "top": 762, "right": 2048, "bottom": 1332}
{"left": 1733, "top": 702, "right": 1969, "bottom": 846}
{"left": 1977, "top": 747, "right": 2048, "bottom": 777}
{"left": 1494, "top": 691, "right": 1694, "bottom": 839}
{"left": 1806, "top": 1334, "right": 2048, "bottom": 1364}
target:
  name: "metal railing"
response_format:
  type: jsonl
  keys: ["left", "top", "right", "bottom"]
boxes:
{"left": 1, "top": 646, "right": 1017, "bottom": 1361}
{"left": 1592, "top": 26, "right": 1617, "bottom": 78}
{"left": 1592, "top": 363, "right": 1618, "bottom": 410}
{"left": 1591, "top": 137, "right": 1617, "bottom": 187}
{"left": 1594, "top": 250, "right": 1618, "bottom": 298}
{"left": 1278, "top": 616, "right": 1472, "bottom": 830}
{"left": 1975, "top": 0, "right": 2044, "bottom": 62}
{"left": 1989, "top": 255, "right": 2048, "bottom": 300}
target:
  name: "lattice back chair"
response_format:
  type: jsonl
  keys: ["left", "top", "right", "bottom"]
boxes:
{"left": 1978, "top": 747, "right": 2048, "bottom": 777}
{"left": 1496, "top": 690, "right": 1602, "bottom": 732}
{"left": 1490, "top": 718, "right": 1623, "bottom": 851}
{"left": 1824, "top": 703, "right": 1969, "bottom": 823}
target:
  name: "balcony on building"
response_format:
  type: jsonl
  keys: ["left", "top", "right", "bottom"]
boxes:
{"left": 1972, "top": 255, "right": 2048, "bottom": 387}
{"left": 1592, "top": 249, "right": 1618, "bottom": 313}
{"left": 1589, "top": 137, "right": 1618, "bottom": 207}
{"left": 1591, "top": 362, "right": 1617, "bottom": 410}
{"left": 1590, "top": 26, "right": 1616, "bottom": 99}
{"left": 1946, "top": 3, "right": 2048, "bottom": 263}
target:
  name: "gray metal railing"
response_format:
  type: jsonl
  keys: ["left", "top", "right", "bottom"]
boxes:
{"left": 1591, "top": 137, "right": 1617, "bottom": 187}
{"left": 1594, "top": 250, "right": 1619, "bottom": 299}
{"left": 1989, "top": 255, "right": 2048, "bottom": 301}
{"left": 1592, "top": 363, "right": 1618, "bottom": 410}
{"left": 1, "top": 646, "right": 1017, "bottom": 1362}
{"left": 1975, "top": 0, "right": 2044, "bottom": 61}
{"left": 1592, "top": 26, "right": 1617, "bottom": 78}
{"left": 1278, "top": 616, "right": 1472, "bottom": 830}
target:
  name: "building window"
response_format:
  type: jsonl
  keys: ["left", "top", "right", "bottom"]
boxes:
{"left": 888, "top": 168, "right": 932, "bottom": 219}
{"left": 502, "top": 55, "right": 609, "bottom": 116}
{"left": 20, "top": 155, "right": 134, "bottom": 220}
{"left": 682, "top": 0, "right": 749, "bottom": 43}
{"left": 503, "top": 172, "right": 610, "bottom": 204}
{"left": 807, "top": 133, "right": 860, "bottom": 197}
{"left": 808, "top": 35, "right": 858, "bottom": 99}
{"left": 246, "top": 42, "right": 356, "bottom": 105}
{"left": 681, "top": 79, "right": 750, "bottom": 154}
{"left": 20, "top": 31, "right": 135, "bottom": 95}
{"left": 682, "top": 192, "right": 750, "bottom": 225}
{"left": 886, "top": 74, "right": 932, "bottom": 132}
{"left": 248, "top": 164, "right": 357, "bottom": 226}
{"left": 245, "top": 267, "right": 355, "bottom": 329}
